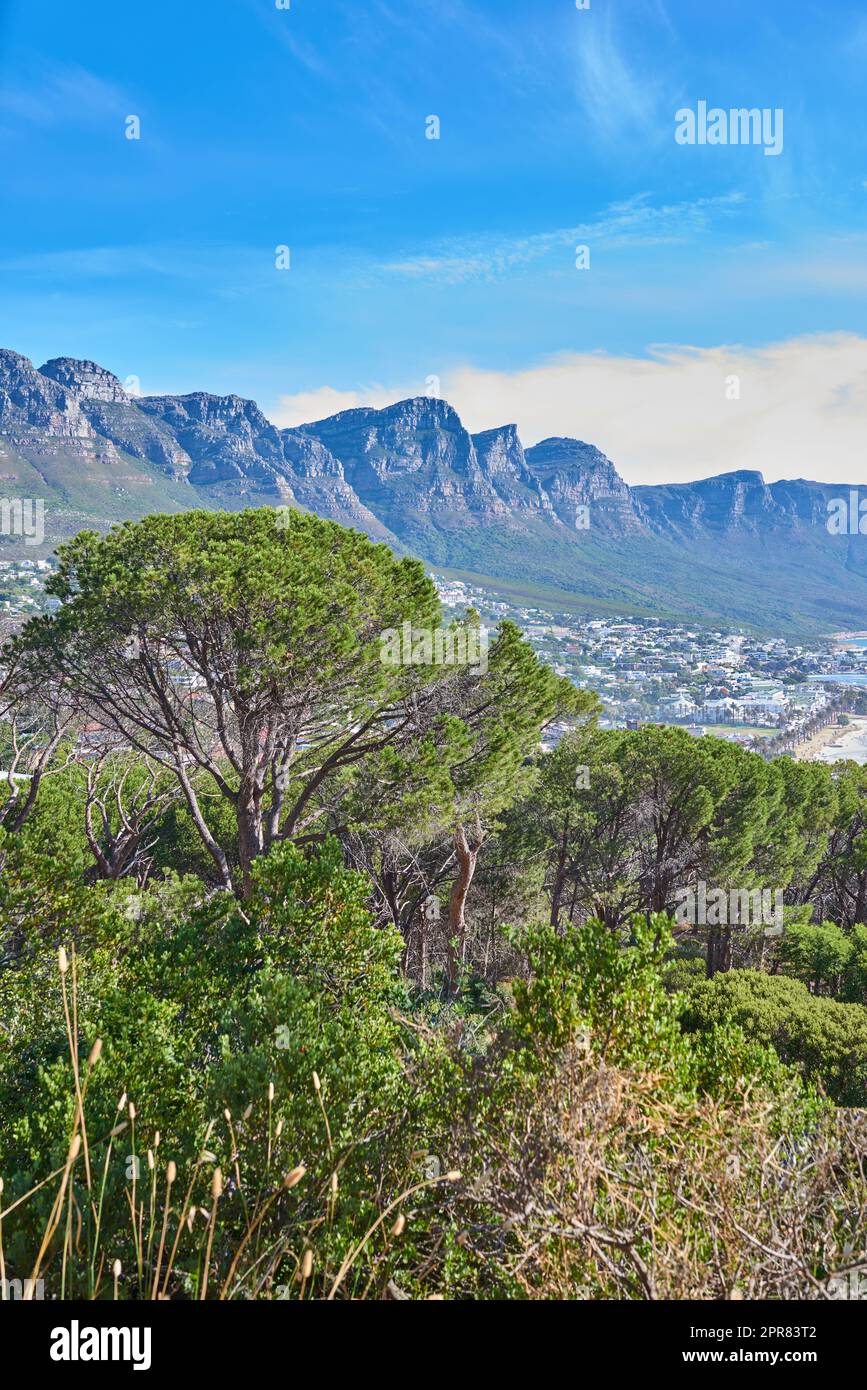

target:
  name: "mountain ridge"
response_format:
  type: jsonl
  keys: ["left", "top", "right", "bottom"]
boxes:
{"left": 1, "top": 347, "right": 864, "bottom": 635}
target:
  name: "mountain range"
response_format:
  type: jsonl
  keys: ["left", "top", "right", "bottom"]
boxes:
{"left": 1, "top": 347, "right": 865, "bottom": 635}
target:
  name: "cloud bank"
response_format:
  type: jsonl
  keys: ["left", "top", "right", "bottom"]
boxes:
{"left": 272, "top": 333, "right": 867, "bottom": 486}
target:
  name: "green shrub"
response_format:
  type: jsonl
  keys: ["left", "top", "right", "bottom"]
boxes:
{"left": 680, "top": 969, "right": 867, "bottom": 1105}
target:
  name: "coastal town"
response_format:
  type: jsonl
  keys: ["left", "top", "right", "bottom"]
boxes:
{"left": 4, "top": 556, "right": 866, "bottom": 765}
{"left": 433, "top": 574, "right": 867, "bottom": 763}
{"left": 0, "top": 556, "right": 55, "bottom": 622}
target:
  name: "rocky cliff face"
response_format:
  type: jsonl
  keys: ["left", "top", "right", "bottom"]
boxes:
{"left": 766, "top": 477, "right": 840, "bottom": 527}
{"left": 634, "top": 470, "right": 842, "bottom": 540}
{"left": 0, "top": 351, "right": 404, "bottom": 544}
{"left": 280, "top": 429, "right": 401, "bottom": 543}
{"left": 525, "top": 437, "right": 644, "bottom": 533}
{"left": 3, "top": 350, "right": 841, "bottom": 548}
{"left": 40, "top": 357, "right": 129, "bottom": 404}
{"left": 282, "top": 431, "right": 344, "bottom": 480}
{"left": 39, "top": 359, "right": 191, "bottom": 479}
{"left": 137, "top": 392, "right": 291, "bottom": 487}
{"left": 0, "top": 350, "right": 95, "bottom": 441}
{"left": 471, "top": 424, "right": 556, "bottom": 516}
{"left": 305, "top": 397, "right": 476, "bottom": 481}
{"left": 300, "top": 397, "right": 509, "bottom": 534}
{"left": 2, "top": 345, "right": 865, "bottom": 632}
{"left": 134, "top": 390, "right": 398, "bottom": 538}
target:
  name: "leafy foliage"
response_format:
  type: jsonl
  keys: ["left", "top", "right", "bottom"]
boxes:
{"left": 679, "top": 970, "right": 867, "bottom": 1105}
{"left": 1, "top": 509, "right": 867, "bottom": 1300}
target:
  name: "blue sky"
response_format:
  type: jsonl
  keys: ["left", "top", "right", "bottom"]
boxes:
{"left": 2, "top": 0, "right": 867, "bottom": 478}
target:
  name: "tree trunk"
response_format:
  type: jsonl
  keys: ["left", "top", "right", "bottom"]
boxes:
{"left": 175, "top": 759, "right": 234, "bottom": 894}
{"left": 237, "top": 787, "right": 264, "bottom": 899}
{"left": 419, "top": 913, "right": 428, "bottom": 991}
{"left": 444, "top": 821, "right": 482, "bottom": 997}
{"left": 549, "top": 822, "right": 570, "bottom": 931}
{"left": 706, "top": 923, "right": 733, "bottom": 977}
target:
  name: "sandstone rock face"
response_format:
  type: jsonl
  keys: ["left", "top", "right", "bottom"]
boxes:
{"left": 85, "top": 401, "right": 193, "bottom": 479}
{"left": 38, "top": 362, "right": 191, "bottom": 480}
{"left": 282, "top": 431, "right": 345, "bottom": 480}
{"left": 764, "top": 478, "right": 839, "bottom": 528}
{"left": 134, "top": 389, "right": 396, "bottom": 537}
{"left": 40, "top": 357, "right": 129, "bottom": 404}
{"left": 0, "top": 351, "right": 403, "bottom": 543}
{"left": 0, "top": 350, "right": 94, "bottom": 440}
{"left": 300, "top": 397, "right": 515, "bottom": 536}
{"left": 0, "top": 346, "right": 854, "bottom": 552}
{"left": 137, "top": 393, "right": 290, "bottom": 486}
{"left": 635, "top": 471, "right": 840, "bottom": 539}
{"left": 524, "top": 437, "right": 643, "bottom": 533}
{"left": 301, "top": 397, "right": 468, "bottom": 479}
{"left": 473, "top": 424, "right": 555, "bottom": 517}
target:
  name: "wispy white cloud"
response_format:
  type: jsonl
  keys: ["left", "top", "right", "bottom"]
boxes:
{"left": 0, "top": 61, "right": 128, "bottom": 127}
{"left": 242, "top": 0, "right": 331, "bottom": 78}
{"left": 575, "top": 11, "right": 663, "bottom": 145}
{"left": 380, "top": 192, "right": 745, "bottom": 284}
{"left": 0, "top": 240, "right": 281, "bottom": 286}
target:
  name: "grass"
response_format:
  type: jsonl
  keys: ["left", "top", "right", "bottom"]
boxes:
{"left": 0, "top": 944, "right": 460, "bottom": 1301}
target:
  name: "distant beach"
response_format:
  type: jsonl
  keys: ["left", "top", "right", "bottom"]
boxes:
{"left": 793, "top": 716, "right": 867, "bottom": 764}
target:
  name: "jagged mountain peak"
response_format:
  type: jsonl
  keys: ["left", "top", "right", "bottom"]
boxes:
{"left": 0, "top": 347, "right": 37, "bottom": 375}
{"left": 0, "top": 347, "right": 95, "bottom": 439}
{"left": 302, "top": 393, "right": 465, "bottom": 434}
{"left": 133, "top": 391, "right": 292, "bottom": 488}
{"left": 139, "top": 390, "right": 273, "bottom": 430}
{"left": 659, "top": 468, "right": 769, "bottom": 493}
{"left": 711, "top": 468, "right": 766, "bottom": 485}
{"left": 474, "top": 421, "right": 519, "bottom": 439}
{"left": 472, "top": 422, "right": 523, "bottom": 460}
{"left": 525, "top": 436, "right": 623, "bottom": 473}
{"left": 0, "top": 349, "right": 64, "bottom": 396}
{"left": 522, "top": 435, "right": 637, "bottom": 532}
{"left": 40, "top": 357, "right": 129, "bottom": 404}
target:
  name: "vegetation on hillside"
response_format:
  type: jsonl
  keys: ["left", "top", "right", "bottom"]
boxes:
{"left": 1, "top": 510, "right": 866, "bottom": 1300}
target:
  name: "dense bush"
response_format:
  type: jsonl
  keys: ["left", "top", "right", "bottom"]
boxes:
{"left": 2, "top": 841, "right": 859, "bottom": 1300}
{"left": 443, "top": 1047, "right": 866, "bottom": 1300}
{"left": 679, "top": 970, "right": 867, "bottom": 1105}
{"left": 778, "top": 920, "right": 867, "bottom": 1001}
